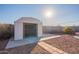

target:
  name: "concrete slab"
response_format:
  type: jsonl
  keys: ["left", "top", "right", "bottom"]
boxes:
{"left": 6, "top": 36, "right": 38, "bottom": 49}
{"left": 74, "top": 36, "right": 79, "bottom": 39}
{"left": 5, "top": 35, "right": 61, "bottom": 49}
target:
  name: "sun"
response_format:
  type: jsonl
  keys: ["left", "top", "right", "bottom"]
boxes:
{"left": 44, "top": 9, "right": 54, "bottom": 18}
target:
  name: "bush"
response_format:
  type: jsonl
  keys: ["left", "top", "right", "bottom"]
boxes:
{"left": 63, "top": 26, "right": 75, "bottom": 35}
{"left": 0, "top": 24, "right": 14, "bottom": 40}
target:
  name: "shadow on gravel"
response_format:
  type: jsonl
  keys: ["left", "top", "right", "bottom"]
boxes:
{"left": 5, "top": 37, "right": 43, "bottom": 54}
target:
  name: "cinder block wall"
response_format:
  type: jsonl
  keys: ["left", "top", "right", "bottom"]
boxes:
{"left": 43, "top": 26, "right": 79, "bottom": 34}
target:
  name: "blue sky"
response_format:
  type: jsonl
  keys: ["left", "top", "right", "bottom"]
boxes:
{"left": 0, "top": 4, "right": 79, "bottom": 26}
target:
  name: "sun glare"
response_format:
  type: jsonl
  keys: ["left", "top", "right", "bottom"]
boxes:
{"left": 44, "top": 8, "right": 54, "bottom": 18}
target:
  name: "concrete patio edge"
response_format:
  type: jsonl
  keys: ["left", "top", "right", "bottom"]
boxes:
{"left": 5, "top": 35, "right": 61, "bottom": 49}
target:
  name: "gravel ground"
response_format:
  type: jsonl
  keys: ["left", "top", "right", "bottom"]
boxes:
{"left": 44, "top": 35, "right": 79, "bottom": 54}
{"left": 1, "top": 34, "right": 79, "bottom": 54}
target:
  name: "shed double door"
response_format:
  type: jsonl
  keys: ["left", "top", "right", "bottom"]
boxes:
{"left": 23, "top": 23, "right": 37, "bottom": 37}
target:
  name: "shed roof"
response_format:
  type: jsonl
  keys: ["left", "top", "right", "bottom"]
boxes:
{"left": 15, "top": 17, "right": 41, "bottom": 24}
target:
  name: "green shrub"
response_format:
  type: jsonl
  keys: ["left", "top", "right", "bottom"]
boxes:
{"left": 63, "top": 26, "right": 75, "bottom": 35}
{"left": 0, "top": 24, "right": 14, "bottom": 40}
